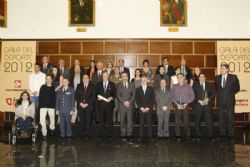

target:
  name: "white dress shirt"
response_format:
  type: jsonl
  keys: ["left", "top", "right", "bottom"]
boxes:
{"left": 29, "top": 71, "right": 46, "bottom": 96}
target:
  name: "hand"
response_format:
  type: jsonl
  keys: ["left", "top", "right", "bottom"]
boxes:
{"left": 107, "top": 97, "right": 113, "bottom": 102}
{"left": 162, "top": 106, "right": 168, "bottom": 111}
{"left": 98, "top": 96, "right": 102, "bottom": 100}
{"left": 183, "top": 104, "right": 187, "bottom": 108}
{"left": 145, "top": 107, "right": 150, "bottom": 112}
{"left": 177, "top": 104, "right": 182, "bottom": 110}
{"left": 124, "top": 101, "right": 130, "bottom": 108}
{"left": 70, "top": 111, "right": 74, "bottom": 115}
{"left": 80, "top": 103, "right": 87, "bottom": 108}
{"left": 140, "top": 107, "right": 145, "bottom": 112}
{"left": 198, "top": 100, "right": 203, "bottom": 105}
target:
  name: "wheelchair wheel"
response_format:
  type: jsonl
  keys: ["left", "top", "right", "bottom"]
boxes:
{"left": 12, "top": 135, "right": 17, "bottom": 145}
{"left": 32, "top": 133, "right": 36, "bottom": 143}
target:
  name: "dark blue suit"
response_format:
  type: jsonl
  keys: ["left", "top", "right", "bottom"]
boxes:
{"left": 56, "top": 87, "right": 75, "bottom": 137}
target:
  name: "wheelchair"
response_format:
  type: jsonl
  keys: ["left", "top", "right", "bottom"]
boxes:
{"left": 11, "top": 117, "right": 38, "bottom": 145}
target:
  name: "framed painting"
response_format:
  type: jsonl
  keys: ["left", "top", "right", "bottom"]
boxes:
{"left": 160, "top": 0, "right": 187, "bottom": 27}
{"left": 0, "top": 0, "right": 7, "bottom": 27}
{"left": 69, "top": 0, "right": 95, "bottom": 26}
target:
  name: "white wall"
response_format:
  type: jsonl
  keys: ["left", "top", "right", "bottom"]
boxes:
{"left": 1, "top": 0, "right": 250, "bottom": 39}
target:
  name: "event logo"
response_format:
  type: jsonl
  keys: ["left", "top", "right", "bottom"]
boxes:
{"left": 5, "top": 97, "right": 17, "bottom": 106}
{"left": 14, "top": 80, "right": 22, "bottom": 88}
{"left": 6, "top": 98, "right": 12, "bottom": 106}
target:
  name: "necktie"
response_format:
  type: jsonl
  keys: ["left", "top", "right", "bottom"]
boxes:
{"left": 104, "top": 82, "right": 107, "bottom": 92}
{"left": 222, "top": 76, "right": 226, "bottom": 88}
{"left": 162, "top": 88, "right": 165, "bottom": 94}
{"left": 60, "top": 68, "right": 64, "bottom": 74}
{"left": 143, "top": 86, "right": 146, "bottom": 94}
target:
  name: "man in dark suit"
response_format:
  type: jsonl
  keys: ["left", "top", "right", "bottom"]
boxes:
{"left": 135, "top": 75, "right": 155, "bottom": 140}
{"left": 215, "top": 63, "right": 240, "bottom": 139}
{"left": 192, "top": 73, "right": 215, "bottom": 140}
{"left": 156, "top": 57, "right": 175, "bottom": 77}
{"left": 96, "top": 71, "right": 116, "bottom": 137}
{"left": 75, "top": 74, "right": 95, "bottom": 138}
{"left": 58, "top": 59, "right": 71, "bottom": 79}
{"left": 177, "top": 59, "right": 192, "bottom": 84}
{"left": 154, "top": 65, "right": 170, "bottom": 89}
{"left": 41, "top": 56, "right": 53, "bottom": 75}
{"left": 56, "top": 78, "right": 75, "bottom": 138}
{"left": 70, "top": 65, "right": 84, "bottom": 90}
{"left": 116, "top": 72, "right": 135, "bottom": 138}
{"left": 118, "top": 59, "right": 130, "bottom": 81}
{"left": 92, "top": 61, "right": 104, "bottom": 86}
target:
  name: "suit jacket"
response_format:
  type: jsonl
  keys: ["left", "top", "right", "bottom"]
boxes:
{"left": 155, "top": 88, "right": 172, "bottom": 112}
{"left": 154, "top": 74, "right": 170, "bottom": 89}
{"left": 75, "top": 83, "right": 95, "bottom": 111}
{"left": 120, "top": 67, "right": 130, "bottom": 81}
{"left": 60, "top": 67, "right": 71, "bottom": 80}
{"left": 56, "top": 87, "right": 75, "bottom": 113}
{"left": 192, "top": 81, "right": 215, "bottom": 104}
{"left": 116, "top": 82, "right": 135, "bottom": 110}
{"left": 156, "top": 65, "right": 175, "bottom": 77}
{"left": 177, "top": 66, "right": 192, "bottom": 84}
{"left": 215, "top": 74, "right": 240, "bottom": 106}
{"left": 135, "top": 86, "right": 155, "bottom": 110}
{"left": 96, "top": 81, "right": 116, "bottom": 108}
{"left": 92, "top": 71, "right": 103, "bottom": 85}
{"left": 41, "top": 63, "right": 53, "bottom": 75}
{"left": 69, "top": 72, "right": 84, "bottom": 89}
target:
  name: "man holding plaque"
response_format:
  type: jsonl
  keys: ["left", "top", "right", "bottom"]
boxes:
{"left": 96, "top": 71, "right": 116, "bottom": 138}
{"left": 192, "top": 73, "right": 215, "bottom": 140}
{"left": 170, "top": 73, "right": 195, "bottom": 140}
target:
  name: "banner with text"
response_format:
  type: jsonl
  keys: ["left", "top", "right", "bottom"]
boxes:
{"left": 217, "top": 41, "right": 250, "bottom": 113}
{"left": 0, "top": 41, "right": 36, "bottom": 112}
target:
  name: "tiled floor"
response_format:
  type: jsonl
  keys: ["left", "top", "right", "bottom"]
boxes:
{"left": 0, "top": 128, "right": 250, "bottom": 167}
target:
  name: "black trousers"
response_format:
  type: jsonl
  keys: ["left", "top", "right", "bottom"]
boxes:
{"left": 139, "top": 110, "right": 152, "bottom": 138}
{"left": 99, "top": 106, "right": 113, "bottom": 136}
{"left": 78, "top": 109, "right": 92, "bottom": 137}
{"left": 218, "top": 104, "right": 235, "bottom": 137}
{"left": 195, "top": 104, "right": 213, "bottom": 137}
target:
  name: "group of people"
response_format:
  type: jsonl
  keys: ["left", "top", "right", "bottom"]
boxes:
{"left": 15, "top": 56, "right": 240, "bottom": 141}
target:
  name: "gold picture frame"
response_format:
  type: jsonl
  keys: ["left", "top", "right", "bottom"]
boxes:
{"left": 69, "top": 0, "right": 95, "bottom": 27}
{"left": 0, "top": 0, "right": 7, "bottom": 27}
{"left": 160, "top": 0, "right": 187, "bottom": 27}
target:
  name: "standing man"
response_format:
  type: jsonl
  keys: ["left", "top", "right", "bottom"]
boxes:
{"left": 56, "top": 78, "right": 75, "bottom": 138}
{"left": 155, "top": 79, "right": 172, "bottom": 139}
{"left": 156, "top": 57, "right": 175, "bottom": 77}
{"left": 215, "top": 63, "right": 240, "bottom": 140}
{"left": 58, "top": 59, "right": 71, "bottom": 79}
{"left": 154, "top": 65, "right": 170, "bottom": 90}
{"left": 39, "top": 75, "right": 56, "bottom": 140}
{"left": 75, "top": 74, "right": 95, "bottom": 138}
{"left": 29, "top": 63, "right": 46, "bottom": 121}
{"left": 96, "top": 71, "right": 116, "bottom": 137}
{"left": 177, "top": 59, "right": 192, "bottom": 84}
{"left": 170, "top": 73, "right": 194, "bottom": 140}
{"left": 118, "top": 59, "right": 130, "bottom": 81}
{"left": 116, "top": 72, "right": 135, "bottom": 139}
{"left": 41, "top": 56, "right": 53, "bottom": 75}
{"left": 192, "top": 73, "right": 215, "bottom": 140}
{"left": 92, "top": 61, "right": 104, "bottom": 86}
{"left": 70, "top": 65, "right": 84, "bottom": 124}
{"left": 135, "top": 75, "right": 155, "bottom": 141}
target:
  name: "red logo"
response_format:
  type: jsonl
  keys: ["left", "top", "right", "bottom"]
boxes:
{"left": 14, "top": 80, "right": 22, "bottom": 88}
{"left": 6, "top": 98, "right": 12, "bottom": 106}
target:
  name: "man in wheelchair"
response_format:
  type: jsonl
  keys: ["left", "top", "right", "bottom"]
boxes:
{"left": 13, "top": 91, "right": 36, "bottom": 142}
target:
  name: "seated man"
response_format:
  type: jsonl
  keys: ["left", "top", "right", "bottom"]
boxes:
{"left": 15, "top": 91, "right": 35, "bottom": 136}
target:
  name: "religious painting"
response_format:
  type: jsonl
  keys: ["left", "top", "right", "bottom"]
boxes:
{"left": 69, "top": 0, "right": 95, "bottom": 26}
{"left": 160, "top": 0, "right": 187, "bottom": 26}
{"left": 0, "top": 0, "right": 7, "bottom": 27}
